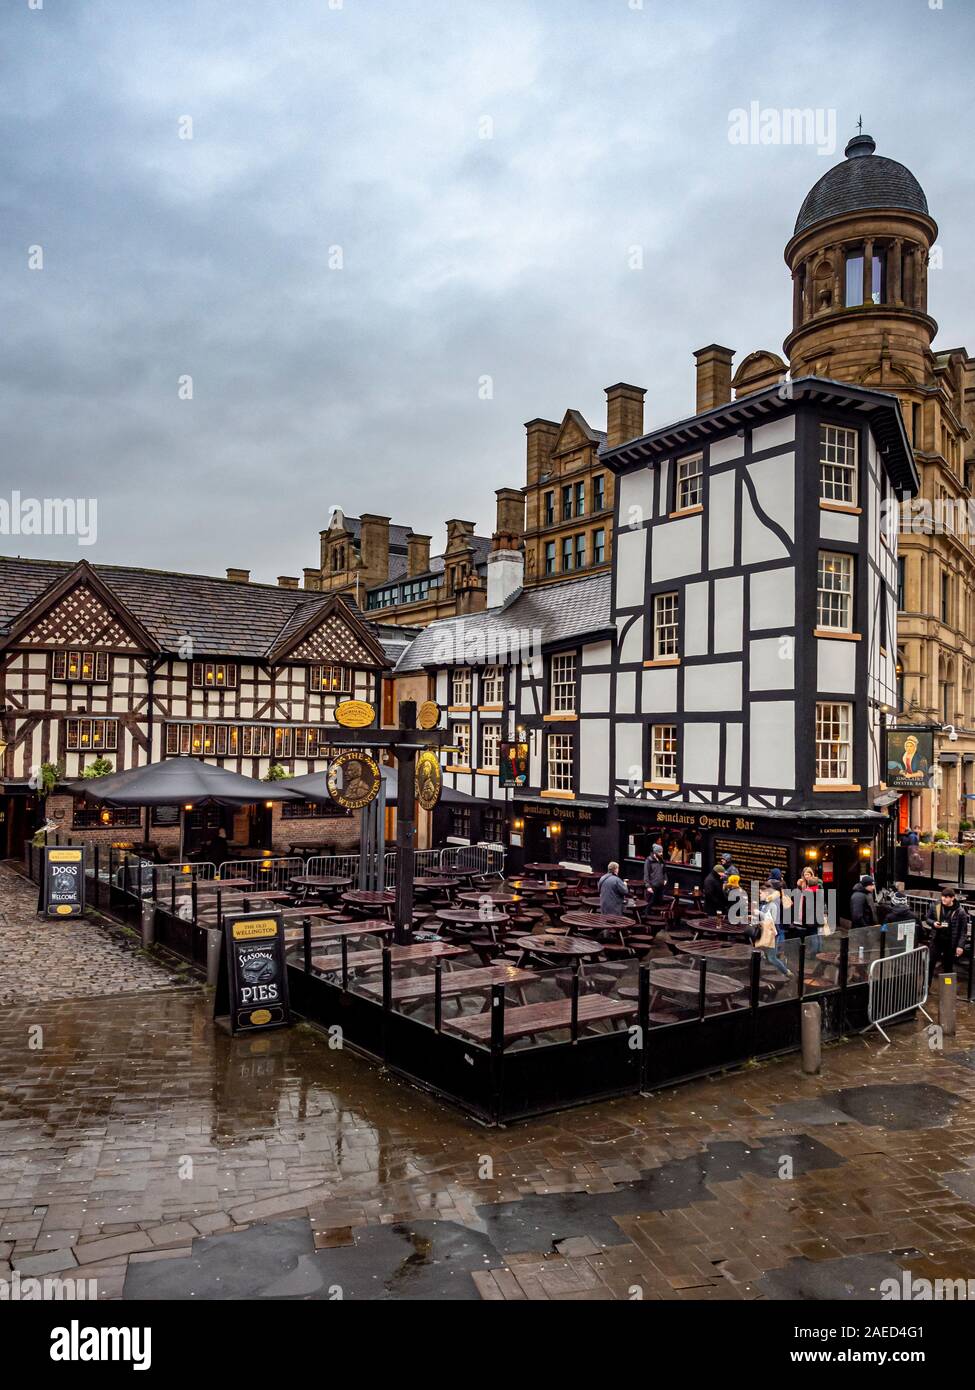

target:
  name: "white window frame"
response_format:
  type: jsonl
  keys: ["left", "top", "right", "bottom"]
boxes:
{"left": 65, "top": 718, "right": 118, "bottom": 752}
{"left": 815, "top": 702, "right": 852, "bottom": 784}
{"left": 450, "top": 668, "right": 472, "bottom": 708}
{"left": 546, "top": 733, "right": 574, "bottom": 792}
{"left": 481, "top": 723, "right": 501, "bottom": 769}
{"left": 549, "top": 654, "right": 577, "bottom": 713}
{"left": 675, "top": 453, "right": 703, "bottom": 511}
{"left": 651, "top": 724, "right": 678, "bottom": 784}
{"left": 653, "top": 592, "right": 680, "bottom": 658}
{"left": 816, "top": 551, "right": 854, "bottom": 631}
{"left": 819, "top": 425, "right": 858, "bottom": 505}
{"left": 451, "top": 722, "right": 471, "bottom": 767}
{"left": 481, "top": 666, "right": 504, "bottom": 705}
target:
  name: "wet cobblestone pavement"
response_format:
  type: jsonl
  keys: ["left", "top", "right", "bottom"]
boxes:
{"left": 3, "top": 976, "right": 975, "bottom": 1300}
{"left": 0, "top": 863, "right": 184, "bottom": 1004}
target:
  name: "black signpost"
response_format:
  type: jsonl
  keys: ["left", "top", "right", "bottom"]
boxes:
{"left": 214, "top": 909, "right": 292, "bottom": 1035}
{"left": 38, "top": 845, "right": 85, "bottom": 918}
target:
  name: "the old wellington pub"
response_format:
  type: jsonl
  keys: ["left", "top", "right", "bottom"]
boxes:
{"left": 3, "top": 130, "right": 973, "bottom": 922}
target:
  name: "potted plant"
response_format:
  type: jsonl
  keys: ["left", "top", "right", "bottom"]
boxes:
{"left": 81, "top": 756, "right": 115, "bottom": 779}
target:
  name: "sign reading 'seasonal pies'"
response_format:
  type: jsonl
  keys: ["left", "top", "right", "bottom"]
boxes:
{"left": 327, "top": 750, "right": 382, "bottom": 810}
{"left": 40, "top": 846, "right": 85, "bottom": 918}
{"left": 214, "top": 911, "right": 292, "bottom": 1035}
{"left": 335, "top": 699, "right": 376, "bottom": 730}
{"left": 415, "top": 748, "right": 443, "bottom": 810}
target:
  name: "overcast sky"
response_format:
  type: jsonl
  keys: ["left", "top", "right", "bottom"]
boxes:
{"left": 2, "top": 0, "right": 972, "bottom": 583}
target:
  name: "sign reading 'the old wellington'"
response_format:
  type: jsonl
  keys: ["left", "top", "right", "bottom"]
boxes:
{"left": 40, "top": 846, "right": 85, "bottom": 918}
{"left": 214, "top": 911, "right": 292, "bottom": 1035}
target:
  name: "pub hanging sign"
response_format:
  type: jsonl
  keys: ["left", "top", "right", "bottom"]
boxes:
{"left": 40, "top": 846, "right": 85, "bottom": 918}
{"left": 886, "top": 728, "right": 935, "bottom": 789}
{"left": 214, "top": 910, "right": 292, "bottom": 1035}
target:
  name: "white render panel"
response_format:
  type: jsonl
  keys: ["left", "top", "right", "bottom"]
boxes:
{"left": 581, "top": 671, "right": 611, "bottom": 712}
{"left": 684, "top": 582, "right": 709, "bottom": 658}
{"left": 475, "top": 774, "right": 492, "bottom": 799}
{"left": 817, "top": 637, "right": 857, "bottom": 694}
{"left": 709, "top": 435, "right": 744, "bottom": 468}
{"left": 615, "top": 670, "right": 636, "bottom": 715}
{"left": 684, "top": 661, "right": 742, "bottom": 713}
{"left": 707, "top": 469, "right": 736, "bottom": 571}
{"left": 751, "top": 414, "right": 795, "bottom": 452}
{"left": 618, "top": 615, "right": 643, "bottom": 666}
{"left": 641, "top": 666, "right": 678, "bottom": 715}
{"left": 749, "top": 701, "right": 795, "bottom": 789}
{"left": 713, "top": 576, "right": 744, "bottom": 654}
{"left": 683, "top": 722, "right": 720, "bottom": 785}
{"left": 617, "top": 468, "right": 652, "bottom": 530}
{"left": 580, "top": 719, "right": 609, "bottom": 796}
{"left": 651, "top": 513, "right": 702, "bottom": 584}
{"left": 741, "top": 454, "right": 794, "bottom": 563}
{"left": 615, "top": 721, "right": 643, "bottom": 781}
{"left": 750, "top": 567, "right": 795, "bottom": 631}
{"left": 750, "top": 636, "right": 795, "bottom": 691}
{"left": 820, "top": 510, "right": 860, "bottom": 544}
{"left": 725, "top": 721, "right": 742, "bottom": 786}
{"left": 615, "top": 527, "right": 647, "bottom": 609}
{"left": 583, "top": 641, "right": 612, "bottom": 667}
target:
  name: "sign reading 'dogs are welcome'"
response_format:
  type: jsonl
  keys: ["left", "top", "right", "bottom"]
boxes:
{"left": 40, "top": 846, "right": 85, "bottom": 918}
{"left": 214, "top": 911, "right": 292, "bottom": 1035}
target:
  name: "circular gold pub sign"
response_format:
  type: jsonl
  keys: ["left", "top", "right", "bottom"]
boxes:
{"left": 327, "top": 751, "right": 383, "bottom": 810}
{"left": 415, "top": 749, "right": 443, "bottom": 810}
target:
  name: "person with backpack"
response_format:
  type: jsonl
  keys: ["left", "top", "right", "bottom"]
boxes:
{"left": 925, "top": 887, "right": 969, "bottom": 982}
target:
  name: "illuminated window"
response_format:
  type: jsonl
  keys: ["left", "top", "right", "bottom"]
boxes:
{"left": 651, "top": 725, "right": 677, "bottom": 784}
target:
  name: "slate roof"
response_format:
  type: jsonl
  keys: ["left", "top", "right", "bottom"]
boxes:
{"left": 394, "top": 571, "right": 613, "bottom": 672}
{"left": 794, "top": 135, "right": 929, "bottom": 235}
{"left": 366, "top": 533, "right": 493, "bottom": 594}
{"left": 0, "top": 556, "right": 390, "bottom": 663}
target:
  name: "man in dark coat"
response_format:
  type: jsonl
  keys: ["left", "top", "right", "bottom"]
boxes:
{"left": 643, "top": 842, "right": 667, "bottom": 906}
{"left": 849, "top": 875, "right": 877, "bottom": 929}
{"left": 925, "top": 888, "right": 969, "bottom": 981}
{"left": 702, "top": 863, "right": 727, "bottom": 915}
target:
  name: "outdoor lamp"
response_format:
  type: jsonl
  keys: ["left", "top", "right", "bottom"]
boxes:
{"left": 859, "top": 844, "right": 872, "bottom": 858}
{"left": 805, "top": 848, "right": 819, "bottom": 861}
{"left": 184, "top": 803, "right": 193, "bottom": 811}
{"left": 265, "top": 800, "right": 273, "bottom": 808}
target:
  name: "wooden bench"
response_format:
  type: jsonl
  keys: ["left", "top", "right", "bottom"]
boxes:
{"left": 360, "top": 964, "right": 535, "bottom": 1002}
{"left": 310, "top": 942, "right": 466, "bottom": 973}
{"left": 446, "top": 995, "right": 636, "bottom": 1046}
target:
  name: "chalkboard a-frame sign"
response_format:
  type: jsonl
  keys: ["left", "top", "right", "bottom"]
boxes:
{"left": 214, "top": 910, "right": 292, "bottom": 1035}
{"left": 39, "top": 846, "right": 85, "bottom": 918}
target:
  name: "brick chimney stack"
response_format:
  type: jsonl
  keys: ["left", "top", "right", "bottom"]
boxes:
{"left": 524, "top": 419, "right": 560, "bottom": 487}
{"left": 492, "top": 487, "right": 524, "bottom": 552}
{"left": 358, "top": 514, "right": 390, "bottom": 588}
{"left": 693, "top": 344, "right": 735, "bottom": 412}
{"left": 303, "top": 568, "right": 322, "bottom": 591}
{"left": 605, "top": 383, "right": 646, "bottom": 448}
{"left": 226, "top": 568, "right": 250, "bottom": 583}
{"left": 406, "top": 533, "right": 432, "bottom": 577}
{"left": 277, "top": 576, "right": 299, "bottom": 589}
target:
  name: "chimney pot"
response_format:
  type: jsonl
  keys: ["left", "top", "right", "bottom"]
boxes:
{"left": 605, "top": 383, "right": 646, "bottom": 449}
{"left": 693, "top": 344, "right": 735, "bottom": 412}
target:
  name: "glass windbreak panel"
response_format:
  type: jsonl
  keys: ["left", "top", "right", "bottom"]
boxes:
{"left": 847, "top": 924, "right": 883, "bottom": 984}
{"left": 756, "top": 938, "right": 799, "bottom": 1003}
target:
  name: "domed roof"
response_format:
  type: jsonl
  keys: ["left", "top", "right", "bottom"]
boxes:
{"left": 794, "top": 134, "right": 929, "bottom": 236}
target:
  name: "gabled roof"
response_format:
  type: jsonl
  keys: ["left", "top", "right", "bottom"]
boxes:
{"left": 0, "top": 559, "right": 160, "bottom": 655}
{"left": 394, "top": 571, "right": 613, "bottom": 672}
{"left": 0, "top": 556, "right": 391, "bottom": 664}
{"left": 267, "top": 592, "right": 388, "bottom": 668}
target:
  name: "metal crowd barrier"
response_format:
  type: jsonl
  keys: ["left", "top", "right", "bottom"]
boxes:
{"left": 864, "top": 944, "right": 932, "bottom": 1043}
{"left": 218, "top": 857, "right": 303, "bottom": 888}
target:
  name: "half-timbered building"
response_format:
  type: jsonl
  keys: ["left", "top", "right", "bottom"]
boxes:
{"left": 0, "top": 557, "right": 397, "bottom": 855}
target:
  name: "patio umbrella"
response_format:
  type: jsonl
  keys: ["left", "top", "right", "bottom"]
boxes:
{"left": 67, "top": 759, "right": 302, "bottom": 859}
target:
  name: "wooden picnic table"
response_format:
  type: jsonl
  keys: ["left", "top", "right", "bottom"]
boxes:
{"left": 279, "top": 906, "right": 343, "bottom": 922}
{"left": 447, "top": 995, "right": 635, "bottom": 1046}
{"left": 560, "top": 911, "right": 636, "bottom": 932}
{"left": 285, "top": 920, "right": 394, "bottom": 944}
{"left": 523, "top": 862, "right": 566, "bottom": 876}
{"left": 311, "top": 941, "right": 466, "bottom": 973}
{"left": 360, "top": 963, "right": 535, "bottom": 1002}
{"left": 516, "top": 934, "right": 603, "bottom": 966}
{"left": 342, "top": 889, "right": 396, "bottom": 907}
{"left": 690, "top": 916, "right": 750, "bottom": 942}
{"left": 457, "top": 891, "right": 521, "bottom": 908}
{"left": 290, "top": 875, "right": 352, "bottom": 889}
{"left": 413, "top": 876, "right": 461, "bottom": 889}
{"left": 645, "top": 965, "right": 744, "bottom": 1009}
{"left": 507, "top": 879, "right": 564, "bottom": 893}
{"left": 676, "top": 941, "right": 757, "bottom": 963}
{"left": 193, "top": 878, "right": 252, "bottom": 891}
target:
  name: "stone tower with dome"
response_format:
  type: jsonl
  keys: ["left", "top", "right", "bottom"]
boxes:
{"left": 782, "top": 132, "right": 975, "bottom": 834}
